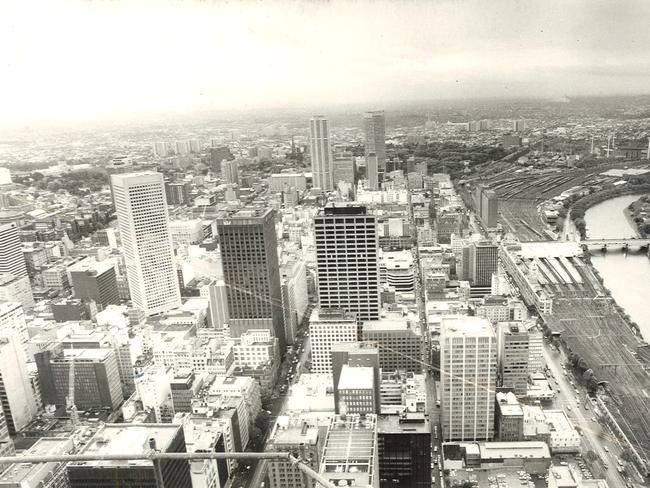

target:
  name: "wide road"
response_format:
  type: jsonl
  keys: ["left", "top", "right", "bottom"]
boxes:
{"left": 426, "top": 373, "right": 444, "bottom": 487}
{"left": 543, "top": 342, "right": 629, "bottom": 488}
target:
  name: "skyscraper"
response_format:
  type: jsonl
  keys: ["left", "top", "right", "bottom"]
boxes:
{"left": 309, "top": 308, "right": 358, "bottom": 374}
{"left": 309, "top": 116, "right": 334, "bottom": 191}
{"left": 470, "top": 240, "right": 499, "bottom": 287}
{"left": 216, "top": 208, "right": 285, "bottom": 350}
{"left": 0, "top": 223, "right": 27, "bottom": 278}
{"left": 111, "top": 172, "right": 181, "bottom": 316}
{"left": 364, "top": 110, "right": 386, "bottom": 171}
{"left": 314, "top": 203, "right": 380, "bottom": 321}
{"left": 221, "top": 159, "right": 240, "bottom": 185}
{"left": 201, "top": 279, "right": 230, "bottom": 330}
{"left": 0, "top": 333, "right": 37, "bottom": 435}
{"left": 440, "top": 316, "right": 497, "bottom": 441}
{"left": 366, "top": 153, "right": 379, "bottom": 190}
{"left": 481, "top": 189, "right": 499, "bottom": 229}
{"left": 497, "top": 322, "right": 544, "bottom": 396}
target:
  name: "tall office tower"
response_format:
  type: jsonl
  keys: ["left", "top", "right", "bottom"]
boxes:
{"left": 216, "top": 208, "right": 285, "bottom": 350}
{"left": 331, "top": 341, "right": 381, "bottom": 413}
{"left": 0, "top": 334, "right": 38, "bottom": 435}
{"left": 440, "top": 316, "right": 497, "bottom": 441}
{"left": 364, "top": 110, "right": 386, "bottom": 171}
{"left": 497, "top": 322, "right": 544, "bottom": 396}
{"left": 513, "top": 119, "right": 526, "bottom": 132}
{"left": 377, "top": 413, "right": 431, "bottom": 488}
{"left": 474, "top": 184, "right": 484, "bottom": 217}
{"left": 201, "top": 279, "right": 230, "bottom": 330}
{"left": 153, "top": 141, "right": 170, "bottom": 158}
{"left": 111, "top": 172, "right": 181, "bottom": 316}
{"left": 68, "top": 424, "right": 192, "bottom": 488}
{"left": 0, "top": 223, "right": 27, "bottom": 278}
{"left": 481, "top": 189, "right": 499, "bottom": 228}
{"left": 309, "top": 116, "right": 334, "bottom": 191}
{"left": 267, "top": 414, "right": 321, "bottom": 488}
{"left": 221, "top": 159, "right": 240, "bottom": 185}
{"left": 319, "top": 414, "right": 378, "bottom": 488}
{"left": 366, "top": 153, "right": 379, "bottom": 190}
{"left": 479, "top": 119, "right": 491, "bottom": 131}
{"left": 314, "top": 203, "right": 380, "bottom": 321}
{"left": 470, "top": 241, "right": 499, "bottom": 287}
{"left": 67, "top": 257, "right": 119, "bottom": 308}
{"left": 165, "top": 181, "right": 191, "bottom": 205}
{"left": 309, "top": 308, "right": 358, "bottom": 374}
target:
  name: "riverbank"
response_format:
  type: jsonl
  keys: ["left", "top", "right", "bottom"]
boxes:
{"left": 624, "top": 194, "right": 650, "bottom": 237}
{"left": 568, "top": 184, "right": 650, "bottom": 239}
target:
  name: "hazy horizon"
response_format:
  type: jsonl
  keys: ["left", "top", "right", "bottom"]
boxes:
{"left": 3, "top": 0, "right": 650, "bottom": 128}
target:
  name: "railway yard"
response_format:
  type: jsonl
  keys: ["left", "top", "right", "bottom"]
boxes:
{"left": 466, "top": 159, "right": 650, "bottom": 240}
{"left": 504, "top": 239, "right": 650, "bottom": 470}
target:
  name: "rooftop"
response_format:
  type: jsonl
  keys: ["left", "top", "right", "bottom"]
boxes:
{"left": 310, "top": 308, "right": 357, "bottom": 323}
{"left": 269, "top": 415, "right": 320, "bottom": 447}
{"left": 479, "top": 441, "right": 551, "bottom": 459}
{"left": 338, "top": 365, "right": 374, "bottom": 390}
{"left": 74, "top": 424, "right": 181, "bottom": 467}
{"left": 442, "top": 316, "right": 494, "bottom": 338}
{"left": 377, "top": 413, "right": 430, "bottom": 434}
{"left": 0, "top": 437, "right": 72, "bottom": 485}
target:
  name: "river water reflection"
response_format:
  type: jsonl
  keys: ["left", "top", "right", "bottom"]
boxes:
{"left": 585, "top": 194, "right": 650, "bottom": 341}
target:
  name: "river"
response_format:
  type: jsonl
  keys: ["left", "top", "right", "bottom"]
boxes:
{"left": 584, "top": 194, "right": 650, "bottom": 341}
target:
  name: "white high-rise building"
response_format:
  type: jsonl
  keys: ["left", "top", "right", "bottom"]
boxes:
{"left": 364, "top": 110, "right": 386, "bottom": 171}
{"left": 153, "top": 142, "right": 170, "bottom": 158}
{"left": 309, "top": 308, "right": 357, "bottom": 374}
{"left": 0, "top": 223, "right": 27, "bottom": 278}
{"left": 314, "top": 203, "right": 380, "bottom": 321}
{"left": 0, "top": 333, "right": 38, "bottom": 435}
{"left": 111, "top": 172, "right": 181, "bottom": 316}
{"left": 221, "top": 159, "right": 240, "bottom": 185}
{"left": 440, "top": 316, "right": 497, "bottom": 441}
{"left": 0, "top": 303, "right": 29, "bottom": 349}
{"left": 201, "top": 279, "right": 230, "bottom": 330}
{"left": 309, "top": 116, "right": 334, "bottom": 191}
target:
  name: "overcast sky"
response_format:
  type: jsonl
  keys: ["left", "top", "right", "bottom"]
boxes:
{"left": 2, "top": 0, "right": 650, "bottom": 126}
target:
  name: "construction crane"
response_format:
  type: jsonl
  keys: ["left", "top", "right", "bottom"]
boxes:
{"left": 66, "top": 344, "right": 79, "bottom": 426}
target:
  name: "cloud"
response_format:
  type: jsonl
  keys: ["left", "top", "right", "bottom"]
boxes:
{"left": 1, "top": 0, "right": 650, "bottom": 125}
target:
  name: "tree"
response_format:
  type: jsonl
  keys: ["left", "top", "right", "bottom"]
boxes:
{"left": 583, "top": 369, "right": 595, "bottom": 382}
{"left": 577, "top": 357, "right": 589, "bottom": 371}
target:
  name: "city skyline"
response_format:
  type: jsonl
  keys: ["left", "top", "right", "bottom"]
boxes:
{"left": 3, "top": 0, "right": 650, "bottom": 127}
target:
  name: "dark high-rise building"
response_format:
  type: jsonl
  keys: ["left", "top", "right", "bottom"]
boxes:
{"left": 67, "top": 424, "right": 192, "bottom": 488}
{"left": 377, "top": 413, "right": 431, "bottom": 488}
{"left": 315, "top": 203, "right": 380, "bottom": 321}
{"left": 217, "top": 208, "right": 285, "bottom": 351}
{"left": 165, "top": 181, "right": 191, "bottom": 205}
{"left": 481, "top": 189, "right": 499, "bottom": 229}
{"left": 0, "top": 223, "right": 27, "bottom": 278}
{"left": 364, "top": 110, "right": 386, "bottom": 171}
{"left": 68, "top": 257, "right": 119, "bottom": 308}
{"left": 37, "top": 347, "right": 123, "bottom": 410}
{"left": 470, "top": 241, "right": 498, "bottom": 287}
